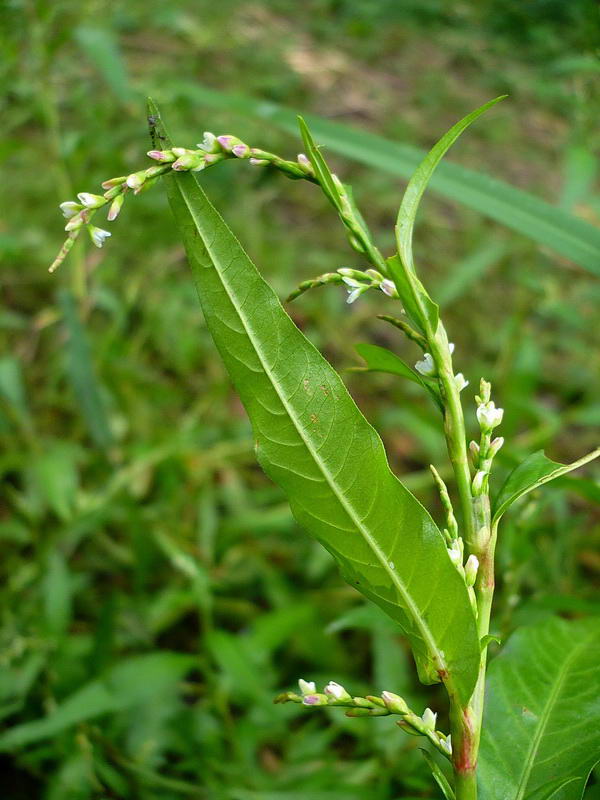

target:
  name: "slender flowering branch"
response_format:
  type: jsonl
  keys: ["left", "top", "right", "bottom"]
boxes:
{"left": 276, "top": 680, "right": 452, "bottom": 760}
{"left": 49, "top": 132, "right": 387, "bottom": 279}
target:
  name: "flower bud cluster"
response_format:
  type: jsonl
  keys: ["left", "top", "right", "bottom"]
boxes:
{"left": 286, "top": 267, "right": 399, "bottom": 304}
{"left": 471, "top": 378, "right": 504, "bottom": 497}
{"left": 275, "top": 681, "right": 452, "bottom": 760}
{"left": 414, "top": 343, "right": 468, "bottom": 392}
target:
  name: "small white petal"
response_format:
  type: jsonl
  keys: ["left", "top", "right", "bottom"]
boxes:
{"left": 88, "top": 226, "right": 112, "bottom": 248}
{"left": 422, "top": 708, "right": 437, "bottom": 730}
{"left": 298, "top": 679, "right": 316, "bottom": 695}
{"left": 380, "top": 279, "right": 397, "bottom": 297}
{"left": 342, "top": 277, "right": 363, "bottom": 288}
{"left": 324, "top": 681, "right": 348, "bottom": 700}
{"left": 415, "top": 353, "right": 436, "bottom": 376}
{"left": 346, "top": 288, "right": 362, "bottom": 304}
{"left": 454, "top": 373, "right": 469, "bottom": 392}
{"left": 448, "top": 342, "right": 455, "bottom": 354}
{"left": 59, "top": 201, "right": 82, "bottom": 219}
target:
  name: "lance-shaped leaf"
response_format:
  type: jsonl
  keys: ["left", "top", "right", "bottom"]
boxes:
{"left": 492, "top": 446, "right": 600, "bottom": 526}
{"left": 479, "top": 616, "right": 600, "bottom": 800}
{"left": 354, "top": 342, "right": 442, "bottom": 411}
{"left": 391, "top": 97, "right": 505, "bottom": 336}
{"left": 148, "top": 99, "right": 480, "bottom": 703}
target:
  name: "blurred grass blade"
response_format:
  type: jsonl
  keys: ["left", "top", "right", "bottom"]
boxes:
{"left": 176, "top": 84, "right": 600, "bottom": 274}
{"left": 0, "top": 653, "right": 194, "bottom": 750}
{"left": 396, "top": 96, "right": 506, "bottom": 276}
{"left": 479, "top": 617, "right": 600, "bottom": 800}
{"left": 436, "top": 240, "right": 507, "bottom": 306}
{"left": 150, "top": 98, "right": 480, "bottom": 703}
{"left": 73, "top": 26, "right": 136, "bottom": 105}
{"left": 492, "top": 446, "right": 600, "bottom": 526}
{"left": 59, "top": 289, "right": 113, "bottom": 450}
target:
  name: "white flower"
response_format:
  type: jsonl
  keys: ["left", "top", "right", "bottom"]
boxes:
{"left": 449, "top": 342, "right": 455, "bottom": 354}
{"left": 415, "top": 353, "right": 436, "bottom": 376}
{"left": 346, "top": 288, "right": 363, "bottom": 304}
{"left": 298, "top": 679, "right": 316, "bottom": 696}
{"left": 439, "top": 733, "right": 452, "bottom": 755}
{"left": 198, "top": 131, "right": 219, "bottom": 153}
{"left": 77, "top": 192, "right": 105, "bottom": 209}
{"left": 421, "top": 707, "right": 437, "bottom": 731}
{"left": 464, "top": 555, "right": 479, "bottom": 587}
{"left": 454, "top": 373, "right": 469, "bottom": 392}
{"left": 324, "top": 681, "right": 351, "bottom": 701}
{"left": 126, "top": 172, "right": 145, "bottom": 190}
{"left": 380, "top": 279, "right": 397, "bottom": 297}
{"left": 59, "top": 201, "right": 82, "bottom": 219}
{"left": 477, "top": 401, "right": 504, "bottom": 431}
{"left": 88, "top": 226, "right": 112, "bottom": 248}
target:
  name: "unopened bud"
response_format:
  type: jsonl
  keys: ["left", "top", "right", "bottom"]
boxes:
{"left": 471, "top": 469, "right": 487, "bottom": 495}
{"left": 217, "top": 135, "right": 247, "bottom": 153}
{"left": 232, "top": 143, "right": 250, "bottom": 158}
{"left": 101, "top": 176, "right": 127, "bottom": 189}
{"left": 489, "top": 437, "right": 504, "bottom": 458}
{"left": 421, "top": 708, "right": 437, "bottom": 731}
{"left": 448, "top": 539, "right": 463, "bottom": 568}
{"left": 302, "top": 693, "right": 329, "bottom": 706}
{"left": 59, "top": 201, "right": 83, "bottom": 219}
{"left": 381, "top": 691, "right": 409, "bottom": 715}
{"left": 172, "top": 152, "right": 206, "bottom": 171}
{"left": 465, "top": 555, "right": 479, "bottom": 587}
{"left": 249, "top": 157, "right": 269, "bottom": 166}
{"left": 324, "top": 681, "right": 351, "bottom": 702}
{"left": 469, "top": 440, "right": 480, "bottom": 466}
{"left": 126, "top": 172, "right": 146, "bottom": 191}
{"left": 77, "top": 192, "right": 105, "bottom": 209}
{"left": 380, "top": 279, "right": 398, "bottom": 298}
{"left": 147, "top": 150, "right": 176, "bottom": 163}
{"left": 107, "top": 194, "right": 125, "bottom": 221}
{"left": 298, "top": 679, "right": 316, "bottom": 696}
{"left": 297, "top": 153, "right": 312, "bottom": 173}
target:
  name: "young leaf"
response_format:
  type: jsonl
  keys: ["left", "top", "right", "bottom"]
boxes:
{"left": 354, "top": 342, "right": 442, "bottom": 410}
{"left": 420, "top": 749, "right": 455, "bottom": 800}
{"left": 396, "top": 96, "right": 506, "bottom": 276}
{"left": 478, "top": 616, "right": 600, "bottom": 800}
{"left": 175, "top": 84, "right": 600, "bottom": 276}
{"left": 391, "top": 97, "right": 505, "bottom": 335}
{"left": 149, "top": 98, "right": 480, "bottom": 703}
{"left": 492, "top": 446, "right": 600, "bottom": 526}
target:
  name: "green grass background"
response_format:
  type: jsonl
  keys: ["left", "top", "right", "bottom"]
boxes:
{"left": 1, "top": 1, "right": 600, "bottom": 797}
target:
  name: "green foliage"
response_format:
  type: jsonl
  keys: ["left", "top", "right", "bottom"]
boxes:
{"left": 493, "top": 447, "right": 600, "bottom": 526}
{"left": 152, "top": 99, "right": 480, "bottom": 702}
{"left": 479, "top": 617, "right": 600, "bottom": 800}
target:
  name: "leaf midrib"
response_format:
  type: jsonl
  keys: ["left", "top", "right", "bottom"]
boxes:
{"left": 174, "top": 174, "right": 449, "bottom": 681}
{"left": 513, "top": 632, "right": 595, "bottom": 800}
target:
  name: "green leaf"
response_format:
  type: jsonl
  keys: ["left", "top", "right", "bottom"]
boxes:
{"left": 59, "top": 289, "right": 113, "bottom": 450}
{"left": 149, "top": 98, "right": 480, "bottom": 703}
{"left": 354, "top": 342, "right": 442, "bottom": 410}
{"left": 492, "top": 447, "right": 600, "bottom": 526}
{"left": 420, "top": 749, "right": 455, "bottom": 800}
{"left": 297, "top": 116, "right": 340, "bottom": 209}
{"left": 172, "top": 84, "right": 600, "bottom": 276}
{"left": 479, "top": 616, "right": 600, "bottom": 800}
{"left": 396, "top": 96, "right": 506, "bottom": 276}
{"left": 391, "top": 98, "right": 504, "bottom": 335}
